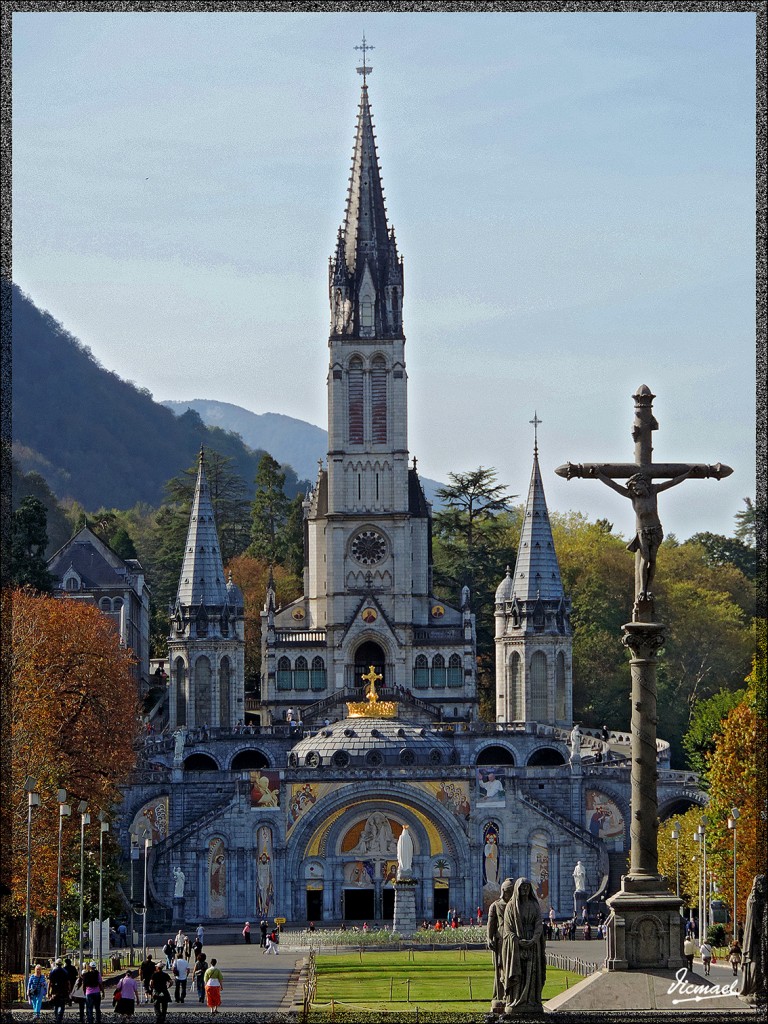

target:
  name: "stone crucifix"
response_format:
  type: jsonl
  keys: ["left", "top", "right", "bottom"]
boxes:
{"left": 556, "top": 384, "right": 732, "bottom": 622}
{"left": 556, "top": 385, "right": 732, "bottom": 901}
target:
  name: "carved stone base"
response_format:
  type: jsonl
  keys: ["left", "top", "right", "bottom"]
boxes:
{"left": 605, "top": 878, "right": 685, "bottom": 972}
{"left": 573, "top": 888, "right": 588, "bottom": 916}
{"left": 172, "top": 896, "right": 185, "bottom": 927}
{"left": 392, "top": 878, "right": 417, "bottom": 937}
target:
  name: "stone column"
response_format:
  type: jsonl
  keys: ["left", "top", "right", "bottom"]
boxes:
{"left": 604, "top": 618, "right": 685, "bottom": 971}
{"left": 392, "top": 878, "right": 417, "bottom": 936}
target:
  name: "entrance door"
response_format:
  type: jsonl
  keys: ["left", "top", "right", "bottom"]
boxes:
{"left": 343, "top": 888, "right": 375, "bottom": 921}
{"left": 306, "top": 889, "right": 323, "bottom": 921}
{"left": 433, "top": 886, "right": 450, "bottom": 921}
{"left": 354, "top": 640, "right": 386, "bottom": 690}
{"left": 382, "top": 889, "right": 395, "bottom": 920}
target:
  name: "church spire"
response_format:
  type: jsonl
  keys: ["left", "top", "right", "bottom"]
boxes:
{"left": 175, "top": 448, "right": 229, "bottom": 609}
{"left": 511, "top": 429, "right": 565, "bottom": 604}
{"left": 329, "top": 40, "right": 404, "bottom": 339}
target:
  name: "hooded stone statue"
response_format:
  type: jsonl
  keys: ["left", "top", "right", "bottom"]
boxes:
{"left": 502, "top": 877, "right": 547, "bottom": 1014}
{"left": 487, "top": 877, "right": 515, "bottom": 1013}
{"left": 738, "top": 874, "right": 767, "bottom": 1006}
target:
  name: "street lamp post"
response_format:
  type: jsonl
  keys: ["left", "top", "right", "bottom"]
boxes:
{"left": 698, "top": 816, "right": 708, "bottom": 938}
{"left": 23, "top": 777, "right": 40, "bottom": 982}
{"left": 77, "top": 802, "right": 90, "bottom": 972}
{"left": 55, "top": 790, "right": 71, "bottom": 959}
{"left": 97, "top": 814, "right": 109, "bottom": 970}
{"left": 142, "top": 838, "right": 152, "bottom": 960}
{"left": 693, "top": 832, "right": 702, "bottom": 938}
{"left": 728, "top": 807, "right": 740, "bottom": 937}
{"left": 129, "top": 834, "right": 139, "bottom": 964}
{"left": 670, "top": 821, "right": 681, "bottom": 898}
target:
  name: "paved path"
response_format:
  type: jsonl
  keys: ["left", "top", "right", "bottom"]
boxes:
{"left": 10, "top": 945, "right": 302, "bottom": 1019}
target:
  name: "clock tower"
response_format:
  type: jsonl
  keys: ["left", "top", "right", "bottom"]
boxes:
{"left": 261, "top": 60, "right": 476, "bottom": 724}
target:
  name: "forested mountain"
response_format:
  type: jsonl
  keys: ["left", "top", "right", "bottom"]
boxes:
{"left": 161, "top": 399, "right": 327, "bottom": 482}
{"left": 162, "top": 397, "right": 447, "bottom": 508}
{"left": 11, "top": 284, "right": 309, "bottom": 509}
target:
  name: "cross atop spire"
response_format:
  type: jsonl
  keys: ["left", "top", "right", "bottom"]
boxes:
{"left": 355, "top": 33, "right": 374, "bottom": 84}
{"left": 529, "top": 412, "right": 542, "bottom": 454}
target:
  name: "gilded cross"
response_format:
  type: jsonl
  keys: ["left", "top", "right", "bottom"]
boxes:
{"left": 361, "top": 664, "right": 383, "bottom": 702}
{"left": 355, "top": 33, "right": 374, "bottom": 84}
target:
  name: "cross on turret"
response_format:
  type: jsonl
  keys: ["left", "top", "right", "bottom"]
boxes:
{"left": 355, "top": 33, "right": 374, "bottom": 84}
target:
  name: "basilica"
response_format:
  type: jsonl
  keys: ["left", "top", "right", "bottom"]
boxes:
{"left": 117, "top": 70, "right": 704, "bottom": 931}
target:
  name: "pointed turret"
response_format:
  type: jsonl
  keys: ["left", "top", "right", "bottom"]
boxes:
{"left": 494, "top": 424, "right": 572, "bottom": 727}
{"left": 511, "top": 450, "right": 565, "bottom": 605}
{"left": 175, "top": 448, "right": 229, "bottom": 610}
{"left": 329, "top": 82, "right": 404, "bottom": 339}
{"left": 167, "top": 448, "right": 246, "bottom": 731}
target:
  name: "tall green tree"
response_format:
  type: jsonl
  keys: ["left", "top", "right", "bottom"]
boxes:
{"left": 250, "top": 454, "right": 291, "bottom": 566}
{"left": 687, "top": 531, "right": 756, "bottom": 581}
{"left": 733, "top": 497, "right": 756, "bottom": 545}
{"left": 283, "top": 492, "right": 306, "bottom": 578}
{"left": 682, "top": 687, "right": 746, "bottom": 776}
{"left": 10, "top": 496, "right": 53, "bottom": 592}
{"left": 432, "top": 468, "right": 518, "bottom": 719}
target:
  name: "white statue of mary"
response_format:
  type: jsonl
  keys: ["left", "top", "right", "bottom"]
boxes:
{"left": 397, "top": 825, "right": 414, "bottom": 879}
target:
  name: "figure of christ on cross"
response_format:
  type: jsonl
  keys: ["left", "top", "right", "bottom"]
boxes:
{"left": 556, "top": 384, "right": 732, "bottom": 620}
{"left": 593, "top": 468, "right": 692, "bottom": 602}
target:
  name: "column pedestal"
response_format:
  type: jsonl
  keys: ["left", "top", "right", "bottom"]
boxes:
{"left": 573, "top": 888, "right": 587, "bottom": 917}
{"left": 605, "top": 876, "right": 685, "bottom": 972}
{"left": 392, "top": 878, "right": 417, "bottom": 937}
{"left": 172, "top": 896, "right": 185, "bottom": 927}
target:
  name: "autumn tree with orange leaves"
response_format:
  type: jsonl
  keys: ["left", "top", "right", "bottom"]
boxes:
{"left": 2, "top": 588, "right": 141, "bottom": 966}
{"left": 224, "top": 554, "right": 302, "bottom": 692}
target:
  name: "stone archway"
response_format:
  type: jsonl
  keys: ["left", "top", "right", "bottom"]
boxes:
{"left": 284, "top": 782, "right": 470, "bottom": 926}
{"left": 353, "top": 639, "right": 387, "bottom": 689}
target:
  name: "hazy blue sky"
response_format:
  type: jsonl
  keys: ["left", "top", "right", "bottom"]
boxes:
{"left": 12, "top": 10, "right": 756, "bottom": 539}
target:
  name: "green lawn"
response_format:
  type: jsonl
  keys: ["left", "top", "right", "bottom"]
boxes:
{"left": 312, "top": 950, "right": 584, "bottom": 1013}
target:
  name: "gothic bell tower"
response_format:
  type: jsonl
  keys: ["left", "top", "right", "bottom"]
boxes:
{"left": 261, "top": 45, "right": 477, "bottom": 722}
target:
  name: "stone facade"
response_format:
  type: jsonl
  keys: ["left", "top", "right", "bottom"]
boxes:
{"left": 116, "top": 76, "right": 706, "bottom": 932}
{"left": 48, "top": 525, "right": 151, "bottom": 692}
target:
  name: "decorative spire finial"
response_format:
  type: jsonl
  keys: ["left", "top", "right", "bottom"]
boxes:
{"left": 529, "top": 412, "right": 542, "bottom": 454}
{"left": 355, "top": 33, "right": 374, "bottom": 85}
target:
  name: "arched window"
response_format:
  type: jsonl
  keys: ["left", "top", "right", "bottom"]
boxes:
{"left": 113, "top": 598, "right": 123, "bottom": 611}
{"left": 294, "top": 656, "right": 309, "bottom": 691}
{"left": 360, "top": 298, "right": 374, "bottom": 330}
{"left": 447, "top": 653, "right": 463, "bottom": 688}
{"left": 196, "top": 605, "right": 208, "bottom": 638}
{"left": 175, "top": 657, "right": 187, "bottom": 727}
{"left": 432, "top": 654, "right": 446, "bottom": 689}
{"left": 310, "top": 656, "right": 327, "bottom": 691}
{"left": 99, "top": 597, "right": 112, "bottom": 611}
{"left": 195, "top": 656, "right": 212, "bottom": 725}
{"left": 65, "top": 576, "right": 79, "bottom": 591}
{"left": 371, "top": 356, "right": 387, "bottom": 444}
{"left": 348, "top": 358, "right": 364, "bottom": 444}
{"left": 219, "top": 657, "right": 231, "bottom": 729}
{"left": 555, "top": 652, "right": 566, "bottom": 721}
{"left": 508, "top": 652, "right": 523, "bottom": 720}
{"left": 413, "top": 654, "right": 429, "bottom": 690}
{"left": 529, "top": 651, "right": 548, "bottom": 722}
{"left": 276, "top": 656, "right": 292, "bottom": 691}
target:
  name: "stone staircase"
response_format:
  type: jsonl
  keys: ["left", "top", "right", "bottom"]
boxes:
{"left": 517, "top": 791, "right": 610, "bottom": 902}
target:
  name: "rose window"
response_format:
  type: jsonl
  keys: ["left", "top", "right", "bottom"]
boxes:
{"left": 351, "top": 531, "right": 387, "bottom": 565}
